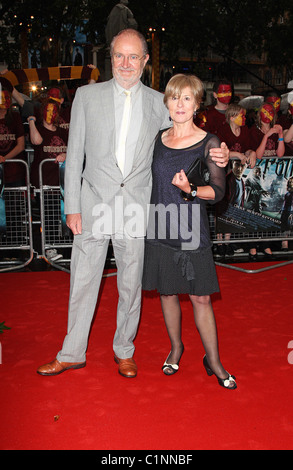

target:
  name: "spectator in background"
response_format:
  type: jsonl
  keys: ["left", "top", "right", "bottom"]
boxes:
{"left": 28, "top": 98, "right": 68, "bottom": 262}
{"left": 264, "top": 90, "right": 290, "bottom": 131}
{"left": 45, "top": 87, "right": 71, "bottom": 134}
{"left": 250, "top": 103, "right": 285, "bottom": 160}
{"left": 214, "top": 103, "right": 256, "bottom": 258}
{"left": 0, "top": 87, "right": 26, "bottom": 260}
{"left": 249, "top": 103, "right": 285, "bottom": 259}
{"left": 283, "top": 99, "right": 293, "bottom": 156}
{"left": 0, "top": 88, "right": 26, "bottom": 186}
{"left": 217, "top": 103, "right": 256, "bottom": 169}
{"left": 264, "top": 91, "right": 281, "bottom": 117}
{"left": 28, "top": 99, "right": 67, "bottom": 188}
{"left": 11, "top": 85, "right": 71, "bottom": 135}
{"left": 198, "top": 80, "right": 233, "bottom": 135}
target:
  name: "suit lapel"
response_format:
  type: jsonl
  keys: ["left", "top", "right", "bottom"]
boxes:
{"left": 100, "top": 79, "right": 116, "bottom": 157}
{"left": 134, "top": 86, "right": 154, "bottom": 158}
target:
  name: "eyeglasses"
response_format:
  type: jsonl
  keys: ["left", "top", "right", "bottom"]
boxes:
{"left": 112, "top": 53, "right": 146, "bottom": 64}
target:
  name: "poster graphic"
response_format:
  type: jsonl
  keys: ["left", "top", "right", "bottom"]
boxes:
{"left": 216, "top": 158, "right": 293, "bottom": 234}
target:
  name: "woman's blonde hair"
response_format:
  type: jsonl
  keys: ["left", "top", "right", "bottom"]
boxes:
{"left": 163, "top": 74, "right": 204, "bottom": 108}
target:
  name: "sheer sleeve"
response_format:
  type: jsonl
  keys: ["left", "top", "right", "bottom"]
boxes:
{"left": 204, "top": 134, "right": 226, "bottom": 204}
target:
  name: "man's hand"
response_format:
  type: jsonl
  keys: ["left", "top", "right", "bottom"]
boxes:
{"left": 210, "top": 142, "right": 229, "bottom": 167}
{"left": 66, "top": 213, "right": 82, "bottom": 235}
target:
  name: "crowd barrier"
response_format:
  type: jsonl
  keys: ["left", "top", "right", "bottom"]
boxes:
{"left": 38, "top": 159, "right": 73, "bottom": 273}
{"left": 209, "top": 206, "right": 293, "bottom": 273}
{"left": 0, "top": 155, "right": 293, "bottom": 274}
{"left": 0, "top": 160, "right": 33, "bottom": 273}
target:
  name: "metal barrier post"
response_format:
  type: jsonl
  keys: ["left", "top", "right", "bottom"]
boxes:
{"left": 0, "top": 160, "right": 34, "bottom": 272}
{"left": 39, "top": 159, "right": 73, "bottom": 273}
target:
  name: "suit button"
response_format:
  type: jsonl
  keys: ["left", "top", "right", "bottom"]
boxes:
{"left": 120, "top": 183, "right": 124, "bottom": 187}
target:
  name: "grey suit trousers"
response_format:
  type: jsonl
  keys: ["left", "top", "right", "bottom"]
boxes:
{"left": 57, "top": 230, "right": 145, "bottom": 362}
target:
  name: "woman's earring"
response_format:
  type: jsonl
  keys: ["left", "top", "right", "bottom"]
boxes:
{"left": 169, "top": 116, "right": 172, "bottom": 121}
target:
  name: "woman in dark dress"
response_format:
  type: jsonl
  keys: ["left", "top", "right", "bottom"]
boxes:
{"left": 142, "top": 74, "right": 237, "bottom": 389}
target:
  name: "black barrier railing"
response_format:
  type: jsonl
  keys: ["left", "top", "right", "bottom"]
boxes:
{"left": 0, "top": 160, "right": 34, "bottom": 272}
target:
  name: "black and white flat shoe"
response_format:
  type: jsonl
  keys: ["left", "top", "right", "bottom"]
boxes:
{"left": 162, "top": 361, "right": 179, "bottom": 375}
{"left": 203, "top": 355, "right": 237, "bottom": 390}
{"left": 162, "top": 347, "right": 184, "bottom": 376}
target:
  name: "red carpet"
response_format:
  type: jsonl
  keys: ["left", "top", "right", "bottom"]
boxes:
{"left": 1, "top": 263, "right": 293, "bottom": 451}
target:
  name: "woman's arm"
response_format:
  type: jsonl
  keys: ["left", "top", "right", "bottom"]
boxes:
{"left": 275, "top": 124, "right": 285, "bottom": 157}
{"left": 27, "top": 116, "right": 43, "bottom": 145}
{"left": 255, "top": 133, "right": 269, "bottom": 159}
{"left": 0, "top": 135, "right": 25, "bottom": 163}
{"left": 205, "top": 136, "right": 226, "bottom": 203}
{"left": 172, "top": 169, "right": 215, "bottom": 200}
{"left": 284, "top": 124, "right": 293, "bottom": 143}
{"left": 256, "top": 125, "right": 284, "bottom": 158}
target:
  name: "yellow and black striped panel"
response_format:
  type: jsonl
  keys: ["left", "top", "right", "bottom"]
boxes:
{"left": 2, "top": 66, "right": 100, "bottom": 87}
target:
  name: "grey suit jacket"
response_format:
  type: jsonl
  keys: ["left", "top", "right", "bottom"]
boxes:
{"left": 64, "top": 78, "right": 170, "bottom": 237}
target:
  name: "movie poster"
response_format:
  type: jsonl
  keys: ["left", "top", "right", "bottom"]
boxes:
{"left": 216, "top": 158, "right": 293, "bottom": 234}
{"left": 0, "top": 164, "right": 7, "bottom": 234}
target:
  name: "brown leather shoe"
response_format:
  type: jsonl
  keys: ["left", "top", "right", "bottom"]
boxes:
{"left": 37, "top": 358, "right": 86, "bottom": 376}
{"left": 114, "top": 355, "right": 137, "bottom": 378}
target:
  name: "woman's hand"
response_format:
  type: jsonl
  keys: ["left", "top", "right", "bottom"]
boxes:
{"left": 274, "top": 124, "right": 283, "bottom": 136}
{"left": 245, "top": 150, "right": 257, "bottom": 168}
{"left": 55, "top": 153, "right": 66, "bottom": 163}
{"left": 172, "top": 169, "right": 191, "bottom": 193}
{"left": 268, "top": 124, "right": 282, "bottom": 136}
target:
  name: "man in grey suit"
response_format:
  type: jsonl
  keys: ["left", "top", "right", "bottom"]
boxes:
{"left": 37, "top": 29, "right": 229, "bottom": 378}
